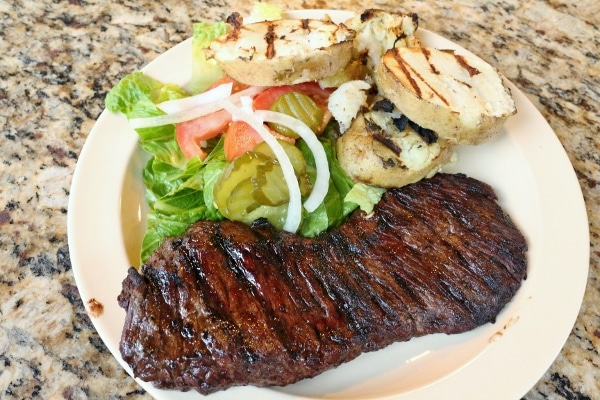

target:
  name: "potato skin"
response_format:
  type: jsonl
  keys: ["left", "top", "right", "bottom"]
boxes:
{"left": 375, "top": 47, "right": 516, "bottom": 145}
{"left": 336, "top": 112, "right": 454, "bottom": 188}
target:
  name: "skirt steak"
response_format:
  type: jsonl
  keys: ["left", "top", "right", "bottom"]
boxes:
{"left": 118, "top": 173, "right": 528, "bottom": 394}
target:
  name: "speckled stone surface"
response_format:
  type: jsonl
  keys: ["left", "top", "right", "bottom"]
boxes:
{"left": 1, "top": 0, "right": 598, "bottom": 398}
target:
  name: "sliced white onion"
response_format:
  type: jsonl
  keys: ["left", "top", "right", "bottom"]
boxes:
{"left": 218, "top": 100, "right": 303, "bottom": 233}
{"left": 157, "top": 82, "right": 233, "bottom": 114}
{"left": 129, "top": 101, "right": 225, "bottom": 129}
{"left": 238, "top": 95, "right": 255, "bottom": 115}
{"left": 128, "top": 86, "right": 266, "bottom": 129}
{"left": 256, "top": 110, "right": 330, "bottom": 212}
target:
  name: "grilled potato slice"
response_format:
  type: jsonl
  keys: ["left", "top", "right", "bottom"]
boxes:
{"left": 336, "top": 104, "right": 455, "bottom": 188}
{"left": 375, "top": 46, "right": 516, "bottom": 145}
{"left": 206, "top": 14, "right": 355, "bottom": 86}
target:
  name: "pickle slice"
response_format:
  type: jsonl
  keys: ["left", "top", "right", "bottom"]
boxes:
{"left": 226, "top": 178, "right": 260, "bottom": 219}
{"left": 252, "top": 160, "right": 288, "bottom": 206}
{"left": 254, "top": 140, "right": 306, "bottom": 175}
{"left": 268, "top": 92, "right": 324, "bottom": 138}
{"left": 253, "top": 140, "right": 312, "bottom": 197}
{"left": 213, "top": 151, "right": 270, "bottom": 215}
{"left": 245, "top": 203, "right": 288, "bottom": 230}
{"left": 214, "top": 138, "right": 314, "bottom": 226}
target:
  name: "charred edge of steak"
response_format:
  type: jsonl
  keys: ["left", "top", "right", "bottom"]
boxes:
{"left": 118, "top": 173, "right": 528, "bottom": 395}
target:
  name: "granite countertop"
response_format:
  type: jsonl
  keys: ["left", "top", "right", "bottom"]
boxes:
{"left": 1, "top": 0, "right": 598, "bottom": 398}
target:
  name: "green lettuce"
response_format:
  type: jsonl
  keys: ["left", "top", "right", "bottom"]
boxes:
{"left": 344, "top": 183, "right": 386, "bottom": 214}
{"left": 105, "top": 73, "right": 228, "bottom": 264}
{"left": 297, "top": 124, "right": 358, "bottom": 237}
{"left": 139, "top": 141, "right": 227, "bottom": 262}
{"left": 106, "top": 72, "right": 187, "bottom": 116}
{"left": 188, "top": 21, "right": 228, "bottom": 93}
{"left": 247, "top": 2, "right": 284, "bottom": 22}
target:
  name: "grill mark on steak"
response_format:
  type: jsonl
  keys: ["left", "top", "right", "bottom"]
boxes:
{"left": 327, "top": 230, "right": 414, "bottom": 335}
{"left": 350, "top": 207, "right": 477, "bottom": 332}
{"left": 118, "top": 173, "right": 527, "bottom": 394}
{"left": 328, "top": 224, "right": 418, "bottom": 338}
{"left": 219, "top": 225, "right": 314, "bottom": 362}
{"left": 392, "top": 179, "right": 526, "bottom": 283}
{"left": 388, "top": 179, "right": 523, "bottom": 300}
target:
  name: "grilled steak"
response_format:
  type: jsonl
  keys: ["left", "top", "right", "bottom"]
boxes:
{"left": 118, "top": 173, "right": 527, "bottom": 395}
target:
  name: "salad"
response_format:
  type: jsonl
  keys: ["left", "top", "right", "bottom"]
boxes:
{"left": 105, "top": 6, "right": 384, "bottom": 263}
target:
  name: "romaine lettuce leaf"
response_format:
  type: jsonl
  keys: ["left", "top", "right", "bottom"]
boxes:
{"left": 105, "top": 72, "right": 187, "bottom": 115}
{"left": 296, "top": 124, "right": 361, "bottom": 237}
{"left": 344, "top": 183, "right": 386, "bottom": 214}
{"left": 105, "top": 72, "right": 189, "bottom": 168}
{"left": 140, "top": 142, "right": 228, "bottom": 263}
{"left": 106, "top": 73, "right": 228, "bottom": 263}
{"left": 189, "top": 21, "right": 228, "bottom": 93}
{"left": 246, "top": 2, "right": 284, "bottom": 23}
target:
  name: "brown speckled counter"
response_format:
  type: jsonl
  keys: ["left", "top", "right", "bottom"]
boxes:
{"left": 1, "top": 0, "right": 598, "bottom": 398}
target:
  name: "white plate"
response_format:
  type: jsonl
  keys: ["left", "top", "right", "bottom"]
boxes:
{"left": 68, "top": 9, "right": 590, "bottom": 400}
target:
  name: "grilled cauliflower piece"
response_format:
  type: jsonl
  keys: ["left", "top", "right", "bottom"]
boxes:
{"left": 206, "top": 13, "right": 355, "bottom": 86}
{"left": 375, "top": 46, "right": 517, "bottom": 145}
{"left": 336, "top": 100, "right": 455, "bottom": 188}
{"left": 345, "top": 9, "right": 420, "bottom": 69}
{"left": 328, "top": 80, "right": 372, "bottom": 133}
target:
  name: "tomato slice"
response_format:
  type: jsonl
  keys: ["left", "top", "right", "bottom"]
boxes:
{"left": 253, "top": 82, "right": 334, "bottom": 133}
{"left": 224, "top": 121, "right": 297, "bottom": 162}
{"left": 253, "top": 82, "right": 334, "bottom": 110}
{"left": 223, "top": 121, "right": 263, "bottom": 162}
{"left": 175, "top": 109, "right": 231, "bottom": 160}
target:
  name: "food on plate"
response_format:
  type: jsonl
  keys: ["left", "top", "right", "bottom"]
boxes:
{"left": 336, "top": 98, "right": 455, "bottom": 188}
{"left": 105, "top": 5, "right": 526, "bottom": 395}
{"left": 375, "top": 46, "right": 517, "bottom": 144}
{"left": 205, "top": 12, "right": 356, "bottom": 86}
{"left": 327, "top": 79, "right": 371, "bottom": 133}
{"left": 329, "top": 9, "right": 458, "bottom": 189}
{"left": 118, "top": 173, "right": 528, "bottom": 394}
{"left": 105, "top": 5, "right": 518, "bottom": 260}
{"left": 345, "top": 8, "right": 421, "bottom": 69}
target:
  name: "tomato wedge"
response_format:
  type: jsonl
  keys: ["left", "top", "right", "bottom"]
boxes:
{"left": 223, "top": 121, "right": 263, "bottom": 162}
{"left": 224, "top": 121, "right": 296, "bottom": 162}
{"left": 175, "top": 109, "right": 231, "bottom": 160}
